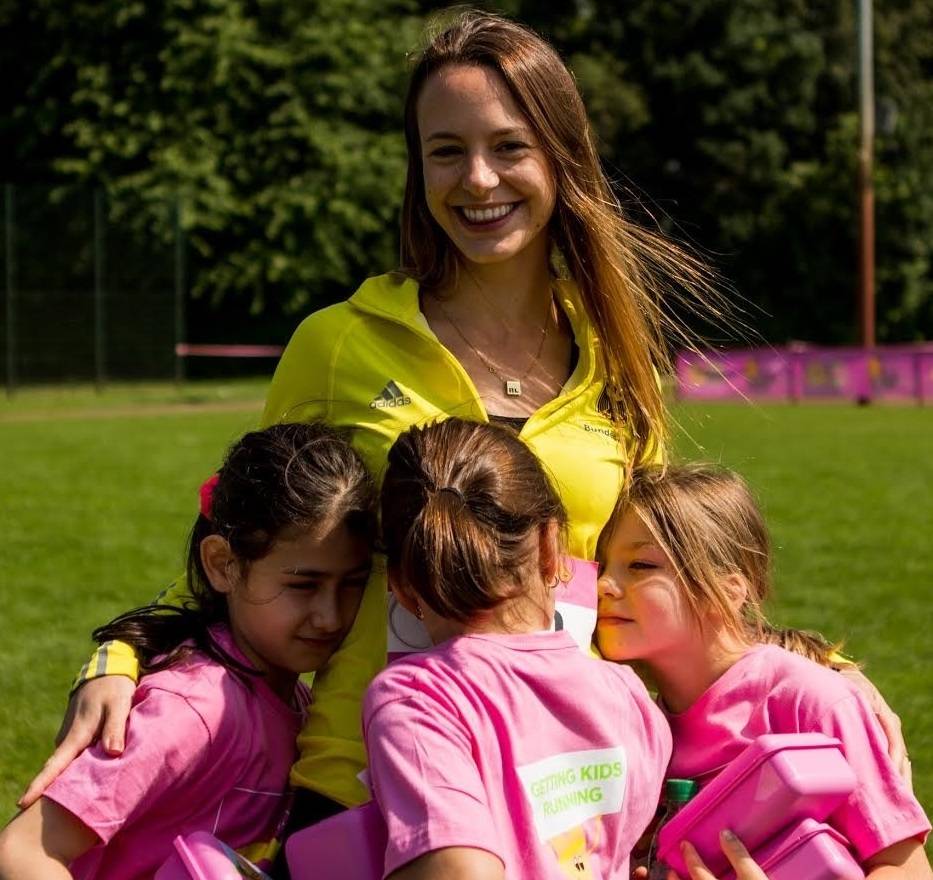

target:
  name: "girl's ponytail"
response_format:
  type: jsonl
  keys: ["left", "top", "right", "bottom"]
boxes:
{"left": 756, "top": 623, "right": 848, "bottom": 669}
{"left": 94, "top": 422, "right": 376, "bottom": 675}
{"left": 382, "top": 419, "right": 566, "bottom": 621}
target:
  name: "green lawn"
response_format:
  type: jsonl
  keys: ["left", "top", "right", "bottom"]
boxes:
{"left": 1, "top": 388, "right": 931, "bottom": 829}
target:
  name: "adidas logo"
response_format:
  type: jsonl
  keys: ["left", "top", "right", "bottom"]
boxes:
{"left": 369, "top": 380, "right": 412, "bottom": 409}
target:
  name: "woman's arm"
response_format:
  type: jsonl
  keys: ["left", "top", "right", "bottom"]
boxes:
{"left": 18, "top": 674, "right": 136, "bottom": 809}
{"left": 0, "top": 798, "right": 97, "bottom": 879}
{"left": 837, "top": 665, "right": 910, "bottom": 781}
{"left": 388, "top": 847, "right": 505, "bottom": 880}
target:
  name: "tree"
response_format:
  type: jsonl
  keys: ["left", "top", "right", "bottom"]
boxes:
{"left": 5, "top": 0, "right": 421, "bottom": 316}
{"left": 513, "top": 0, "right": 933, "bottom": 343}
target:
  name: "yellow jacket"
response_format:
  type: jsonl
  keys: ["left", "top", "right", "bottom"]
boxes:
{"left": 81, "top": 273, "right": 643, "bottom": 806}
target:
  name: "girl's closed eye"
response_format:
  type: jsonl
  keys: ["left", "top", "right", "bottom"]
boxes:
{"left": 629, "top": 560, "right": 659, "bottom": 571}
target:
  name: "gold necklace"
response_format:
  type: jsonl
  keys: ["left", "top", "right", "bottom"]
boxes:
{"left": 438, "top": 293, "right": 552, "bottom": 398}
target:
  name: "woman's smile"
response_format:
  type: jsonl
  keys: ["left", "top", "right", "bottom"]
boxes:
{"left": 418, "top": 64, "right": 556, "bottom": 269}
{"left": 456, "top": 202, "right": 520, "bottom": 226}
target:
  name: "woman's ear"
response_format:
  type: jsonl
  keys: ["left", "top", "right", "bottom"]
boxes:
{"left": 199, "top": 535, "right": 239, "bottom": 594}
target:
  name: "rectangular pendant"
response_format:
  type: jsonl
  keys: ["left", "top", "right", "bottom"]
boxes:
{"left": 505, "top": 380, "right": 522, "bottom": 397}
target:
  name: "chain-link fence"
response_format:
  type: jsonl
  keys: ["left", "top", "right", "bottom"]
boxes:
{"left": 2, "top": 184, "right": 184, "bottom": 393}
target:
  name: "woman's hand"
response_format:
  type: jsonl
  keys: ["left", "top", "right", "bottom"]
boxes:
{"left": 18, "top": 676, "right": 135, "bottom": 809}
{"left": 679, "top": 831, "right": 769, "bottom": 880}
{"left": 837, "top": 666, "right": 910, "bottom": 782}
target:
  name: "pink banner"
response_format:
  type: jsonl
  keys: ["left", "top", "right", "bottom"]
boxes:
{"left": 677, "top": 346, "right": 933, "bottom": 404}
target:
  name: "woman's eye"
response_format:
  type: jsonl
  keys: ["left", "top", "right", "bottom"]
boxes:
{"left": 498, "top": 141, "right": 528, "bottom": 153}
{"left": 428, "top": 145, "right": 461, "bottom": 158}
{"left": 629, "top": 561, "right": 657, "bottom": 571}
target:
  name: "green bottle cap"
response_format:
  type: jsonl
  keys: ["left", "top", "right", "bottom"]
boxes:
{"left": 665, "top": 778, "right": 698, "bottom": 803}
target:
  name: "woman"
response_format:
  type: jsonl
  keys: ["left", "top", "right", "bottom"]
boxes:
{"left": 22, "top": 9, "right": 906, "bottom": 836}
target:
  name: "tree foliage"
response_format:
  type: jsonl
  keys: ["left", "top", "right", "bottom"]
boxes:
{"left": 4, "top": 0, "right": 420, "bottom": 313}
{"left": 511, "top": 0, "right": 933, "bottom": 343}
{"left": 3, "top": 0, "right": 932, "bottom": 341}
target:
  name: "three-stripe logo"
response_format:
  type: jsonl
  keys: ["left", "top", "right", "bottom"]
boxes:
{"left": 369, "top": 380, "right": 412, "bottom": 409}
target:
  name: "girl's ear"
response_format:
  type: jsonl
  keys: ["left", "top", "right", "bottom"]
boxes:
{"left": 387, "top": 571, "right": 422, "bottom": 618}
{"left": 538, "top": 519, "right": 562, "bottom": 586}
{"left": 722, "top": 572, "right": 749, "bottom": 613}
{"left": 199, "top": 535, "right": 239, "bottom": 594}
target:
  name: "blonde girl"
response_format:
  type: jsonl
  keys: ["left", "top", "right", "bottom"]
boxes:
{"left": 595, "top": 464, "right": 931, "bottom": 880}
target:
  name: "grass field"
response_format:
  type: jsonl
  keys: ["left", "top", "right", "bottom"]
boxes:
{"left": 1, "top": 382, "right": 931, "bottom": 832}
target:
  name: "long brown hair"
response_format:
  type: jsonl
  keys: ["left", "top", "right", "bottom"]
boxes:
{"left": 602, "top": 463, "right": 840, "bottom": 666}
{"left": 381, "top": 418, "right": 566, "bottom": 622}
{"left": 95, "top": 423, "right": 377, "bottom": 675}
{"left": 400, "top": 10, "right": 729, "bottom": 467}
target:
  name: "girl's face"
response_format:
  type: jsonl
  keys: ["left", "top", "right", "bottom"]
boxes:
{"left": 417, "top": 64, "right": 557, "bottom": 270}
{"left": 596, "top": 511, "right": 704, "bottom": 664}
{"left": 226, "top": 521, "right": 372, "bottom": 701}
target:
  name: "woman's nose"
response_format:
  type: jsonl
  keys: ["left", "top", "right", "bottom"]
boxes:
{"left": 461, "top": 151, "right": 499, "bottom": 195}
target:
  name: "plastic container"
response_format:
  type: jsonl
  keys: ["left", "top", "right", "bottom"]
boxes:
{"left": 725, "top": 819, "right": 864, "bottom": 880}
{"left": 656, "top": 733, "right": 857, "bottom": 879}
{"left": 285, "top": 801, "right": 388, "bottom": 880}
{"left": 154, "top": 831, "right": 273, "bottom": 879}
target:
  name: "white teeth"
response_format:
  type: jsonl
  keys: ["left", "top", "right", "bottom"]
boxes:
{"left": 461, "top": 204, "right": 515, "bottom": 223}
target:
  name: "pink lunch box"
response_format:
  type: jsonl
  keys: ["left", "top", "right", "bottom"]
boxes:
{"left": 285, "top": 801, "right": 388, "bottom": 880}
{"left": 154, "top": 830, "right": 273, "bottom": 879}
{"left": 656, "top": 733, "right": 857, "bottom": 879}
{"left": 724, "top": 818, "right": 864, "bottom": 880}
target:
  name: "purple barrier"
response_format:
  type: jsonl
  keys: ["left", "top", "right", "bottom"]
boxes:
{"left": 677, "top": 346, "right": 933, "bottom": 404}
{"left": 678, "top": 349, "right": 791, "bottom": 400}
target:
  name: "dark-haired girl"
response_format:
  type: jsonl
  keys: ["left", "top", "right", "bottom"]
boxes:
{"left": 364, "top": 418, "right": 671, "bottom": 880}
{"left": 0, "top": 423, "right": 375, "bottom": 879}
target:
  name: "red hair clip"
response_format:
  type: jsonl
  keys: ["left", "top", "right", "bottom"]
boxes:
{"left": 199, "top": 474, "right": 220, "bottom": 520}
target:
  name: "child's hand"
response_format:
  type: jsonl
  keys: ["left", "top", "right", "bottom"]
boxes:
{"left": 18, "top": 675, "right": 135, "bottom": 808}
{"left": 680, "top": 831, "right": 769, "bottom": 880}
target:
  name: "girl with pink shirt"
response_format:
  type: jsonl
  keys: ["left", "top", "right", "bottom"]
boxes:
{"left": 595, "top": 464, "right": 931, "bottom": 880}
{"left": 0, "top": 422, "right": 376, "bottom": 880}
{"left": 364, "top": 418, "right": 672, "bottom": 880}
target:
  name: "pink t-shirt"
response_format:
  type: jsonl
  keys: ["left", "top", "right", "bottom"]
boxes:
{"left": 363, "top": 630, "right": 672, "bottom": 880}
{"left": 44, "top": 627, "right": 310, "bottom": 880}
{"left": 662, "top": 643, "right": 930, "bottom": 861}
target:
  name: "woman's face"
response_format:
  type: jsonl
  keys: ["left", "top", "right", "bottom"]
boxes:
{"left": 417, "top": 64, "right": 557, "bottom": 269}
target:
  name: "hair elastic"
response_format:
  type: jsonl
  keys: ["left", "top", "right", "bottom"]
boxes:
{"left": 437, "top": 485, "right": 466, "bottom": 504}
{"left": 199, "top": 474, "right": 220, "bottom": 520}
